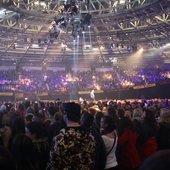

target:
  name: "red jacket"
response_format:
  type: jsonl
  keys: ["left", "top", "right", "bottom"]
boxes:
{"left": 138, "top": 136, "right": 157, "bottom": 160}
{"left": 118, "top": 129, "right": 142, "bottom": 170}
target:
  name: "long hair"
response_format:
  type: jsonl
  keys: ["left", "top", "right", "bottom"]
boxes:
{"left": 26, "top": 121, "right": 47, "bottom": 139}
{"left": 107, "top": 107, "right": 120, "bottom": 128}
{"left": 160, "top": 108, "right": 170, "bottom": 123}
{"left": 11, "top": 134, "right": 39, "bottom": 170}
{"left": 101, "top": 115, "right": 116, "bottom": 135}
{"left": 118, "top": 116, "right": 136, "bottom": 136}
{"left": 144, "top": 109, "right": 158, "bottom": 130}
{"left": 11, "top": 116, "right": 25, "bottom": 136}
{"left": 80, "top": 110, "right": 94, "bottom": 130}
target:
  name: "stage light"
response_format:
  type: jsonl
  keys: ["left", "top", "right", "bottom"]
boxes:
{"left": 126, "top": 46, "right": 144, "bottom": 68}
{"left": 139, "top": 47, "right": 144, "bottom": 52}
{"left": 33, "top": 1, "right": 47, "bottom": 9}
{"left": 120, "top": 0, "right": 126, "bottom": 4}
{"left": 49, "top": 1, "right": 92, "bottom": 40}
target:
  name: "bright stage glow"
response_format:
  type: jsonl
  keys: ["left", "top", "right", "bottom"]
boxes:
{"left": 120, "top": 0, "right": 126, "bottom": 4}
{"left": 121, "top": 80, "right": 135, "bottom": 88}
{"left": 139, "top": 47, "right": 144, "bottom": 52}
{"left": 33, "top": 1, "right": 47, "bottom": 9}
{"left": 163, "top": 43, "right": 170, "bottom": 49}
{"left": 126, "top": 47, "right": 144, "bottom": 68}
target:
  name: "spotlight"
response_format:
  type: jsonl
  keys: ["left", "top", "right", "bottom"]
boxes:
{"left": 49, "top": 0, "right": 92, "bottom": 39}
{"left": 139, "top": 48, "right": 144, "bottom": 52}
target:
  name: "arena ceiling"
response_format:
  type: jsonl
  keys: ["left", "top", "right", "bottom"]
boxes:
{"left": 0, "top": 0, "right": 170, "bottom": 67}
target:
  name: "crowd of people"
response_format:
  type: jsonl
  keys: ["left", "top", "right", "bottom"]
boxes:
{"left": 0, "top": 98, "right": 170, "bottom": 170}
{"left": 0, "top": 66, "right": 170, "bottom": 93}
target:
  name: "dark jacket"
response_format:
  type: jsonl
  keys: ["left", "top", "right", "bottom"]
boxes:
{"left": 91, "top": 127, "right": 106, "bottom": 170}
{"left": 138, "top": 124, "right": 158, "bottom": 160}
{"left": 157, "top": 122, "right": 170, "bottom": 150}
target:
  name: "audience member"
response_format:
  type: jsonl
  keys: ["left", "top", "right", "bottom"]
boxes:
{"left": 47, "top": 102, "right": 96, "bottom": 170}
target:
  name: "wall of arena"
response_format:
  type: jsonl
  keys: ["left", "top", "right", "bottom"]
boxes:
{"left": 0, "top": 83, "right": 170, "bottom": 101}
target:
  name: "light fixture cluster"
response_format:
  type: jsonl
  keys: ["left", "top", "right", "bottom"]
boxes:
{"left": 49, "top": 0, "right": 92, "bottom": 40}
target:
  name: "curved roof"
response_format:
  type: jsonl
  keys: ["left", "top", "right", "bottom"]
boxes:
{"left": 0, "top": 0, "right": 170, "bottom": 67}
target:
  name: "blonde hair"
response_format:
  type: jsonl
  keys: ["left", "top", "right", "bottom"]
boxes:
{"left": 125, "top": 110, "right": 132, "bottom": 119}
{"left": 132, "top": 108, "right": 143, "bottom": 121}
{"left": 160, "top": 108, "right": 170, "bottom": 123}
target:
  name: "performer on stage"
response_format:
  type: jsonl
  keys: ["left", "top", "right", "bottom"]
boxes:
{"left": 90, "top": 90, "right": 95, "bottom": 101}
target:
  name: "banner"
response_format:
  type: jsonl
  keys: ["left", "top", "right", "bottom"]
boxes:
{"left": 78, "top": 91, "right": 90, "bottom": 95}
{"left": 0, "top": 92, "right": 13, "bottom": 96}
{"left": 133, "top": 83, "right": 156, "bottom": 90}
{"left": 37, "top": 92, "right": 48, "bottom": 96}
{"left": 94, "top": 90, "right": 104, "bottom": 93}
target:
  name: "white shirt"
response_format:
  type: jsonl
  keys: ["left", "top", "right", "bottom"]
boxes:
{"left": 102, "top": 132, "right": 118, "bottom": 169}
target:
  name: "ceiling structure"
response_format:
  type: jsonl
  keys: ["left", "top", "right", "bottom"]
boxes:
{"left": 0, "top": 0, "right": 170, "bottom": 68}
